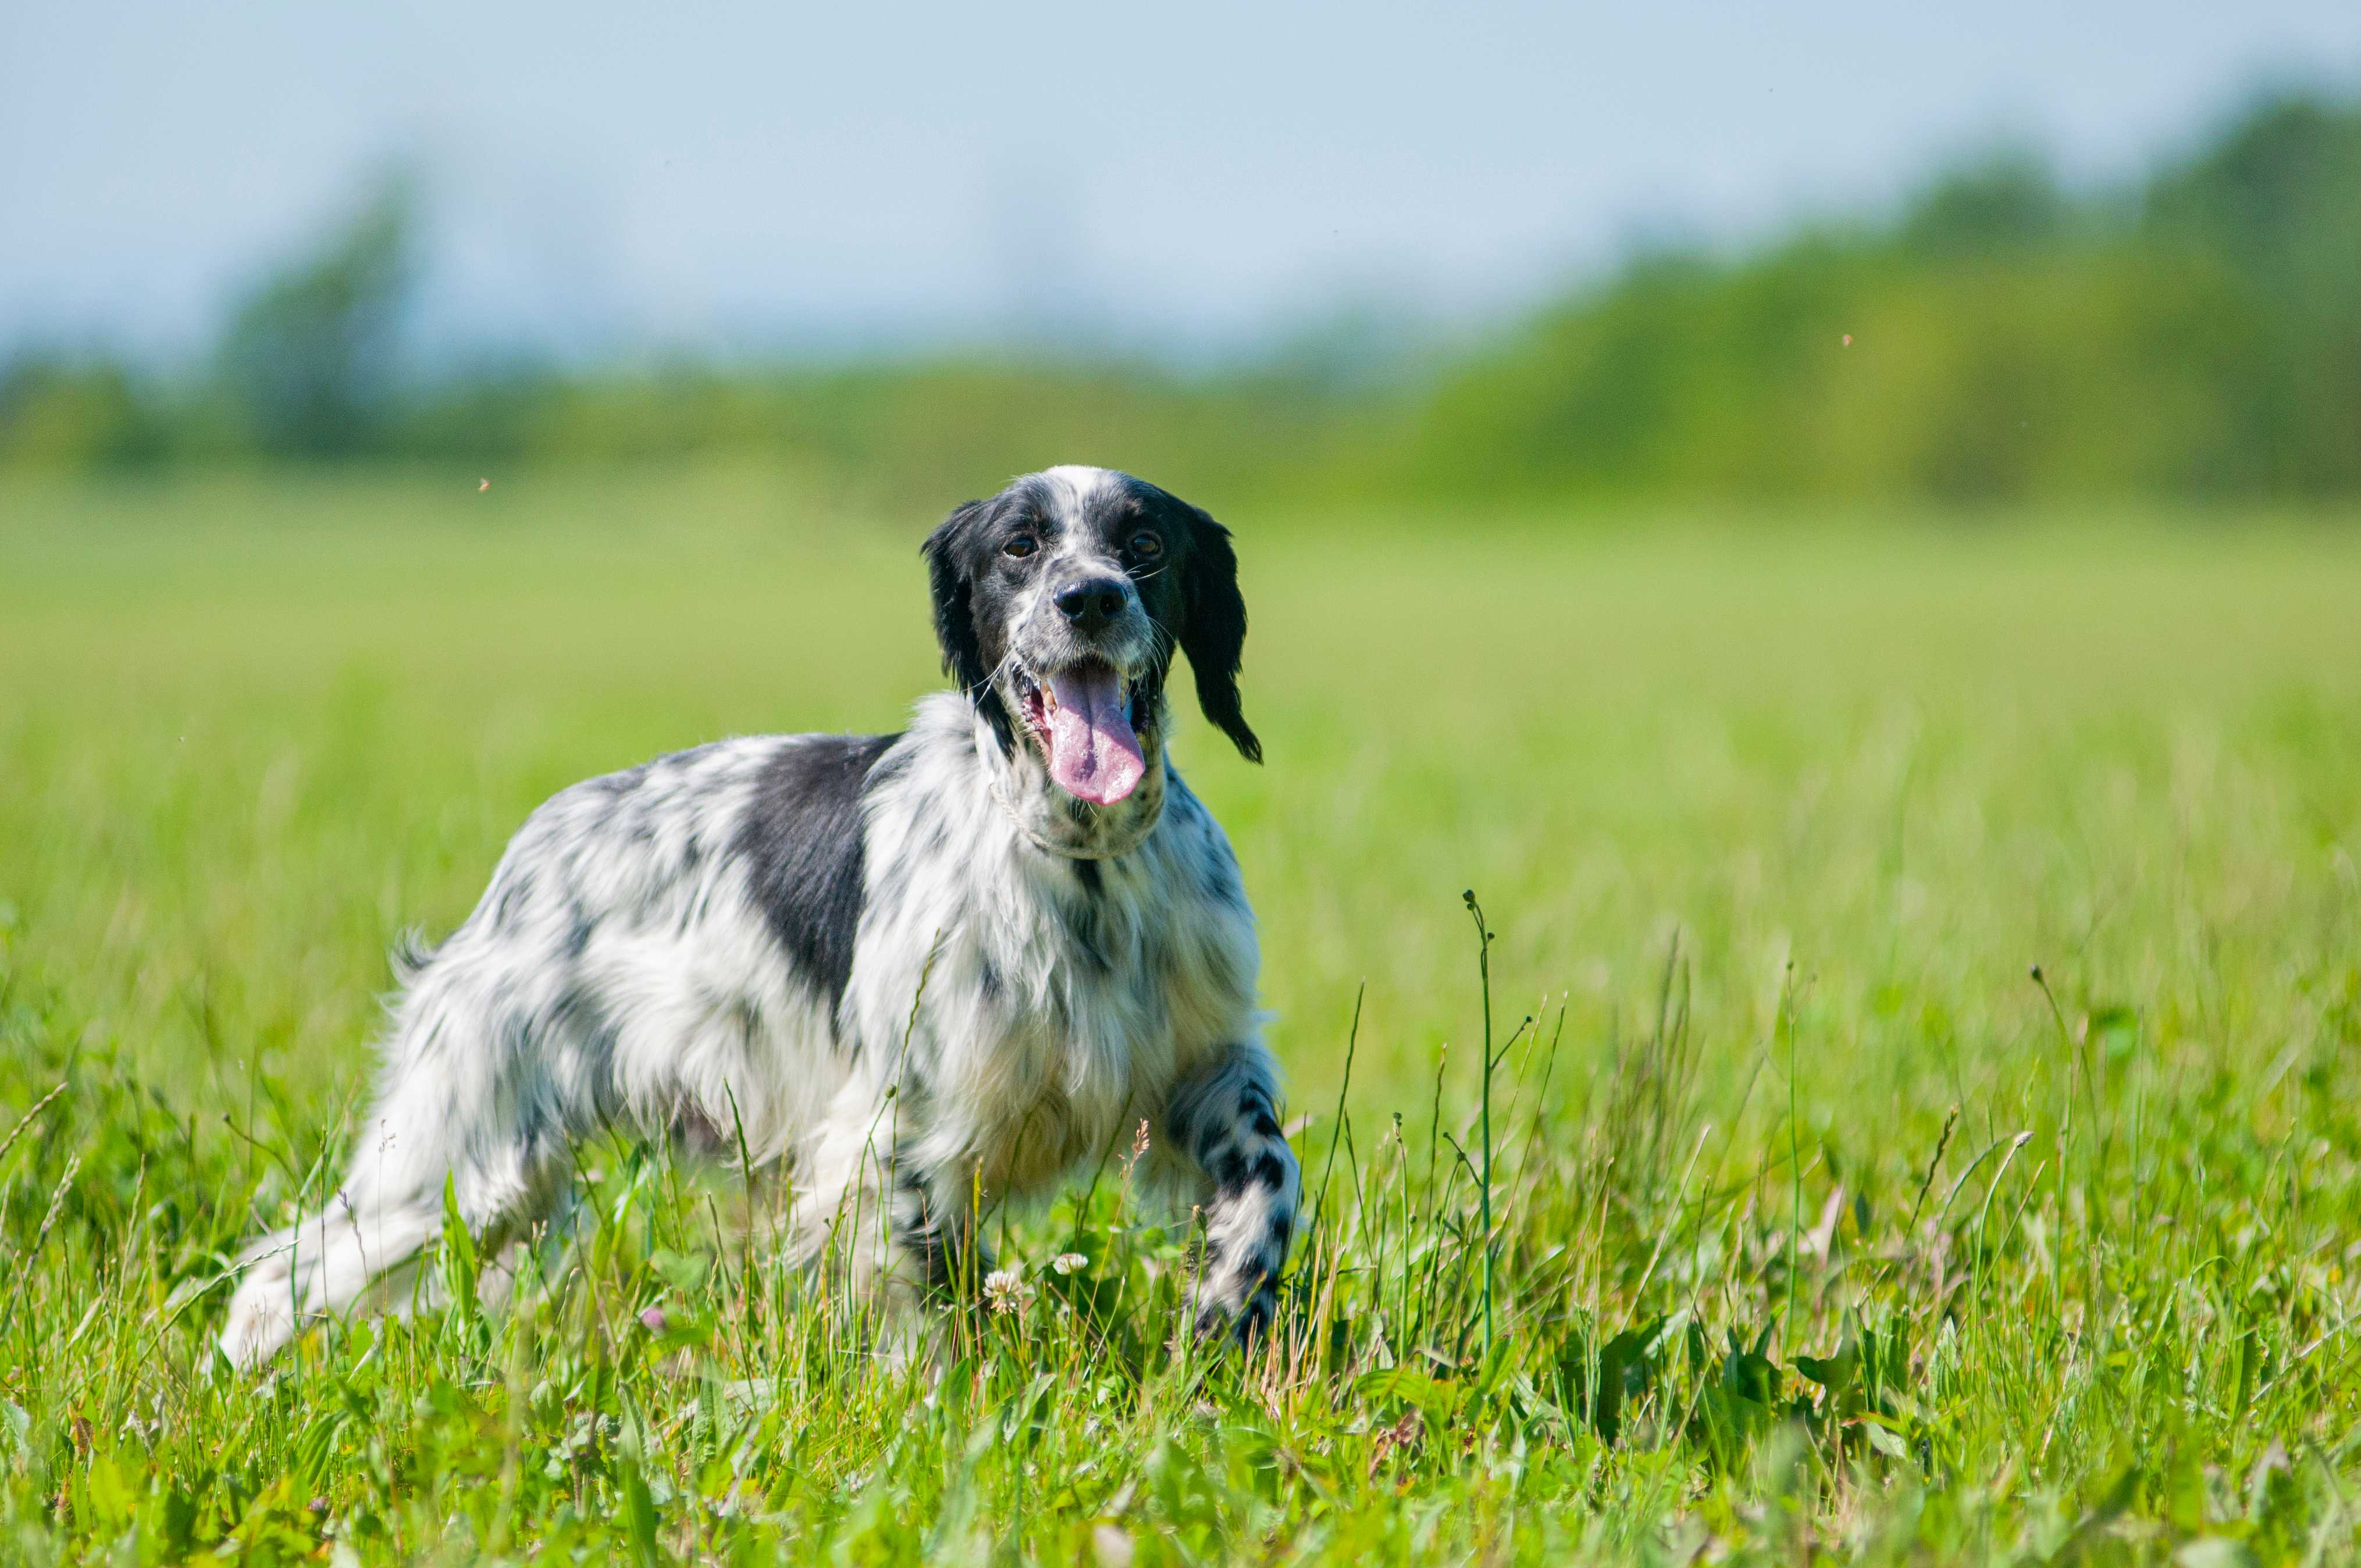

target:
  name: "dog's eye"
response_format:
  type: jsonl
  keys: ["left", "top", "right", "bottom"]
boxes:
{"left": 1003, "top": 534, "right": 1038, "bottom": 559}
{"left": 1128, "top": 532, "right": 1163, "bottom": 560}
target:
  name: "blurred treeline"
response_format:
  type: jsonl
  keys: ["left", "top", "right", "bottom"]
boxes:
{"left": 4, "top": 90, "right": 2357, "bottom": 509}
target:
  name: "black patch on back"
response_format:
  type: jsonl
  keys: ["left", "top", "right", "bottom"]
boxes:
{"left": 733, "top": 732, "right": 900, "bottom": 1016}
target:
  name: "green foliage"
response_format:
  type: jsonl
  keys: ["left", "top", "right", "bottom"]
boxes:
{"left": 2145, "top": 97, "right": 2361, "bottom": 493}
{"left": 216, "top": 173, "right": 419, "bottom": 460}
{"left": 0, "top": 359, "right": 170, "bottom": 472}
{"left": 1404, "top": 92, "right": 2361, "bottom": 503}
{"left": 8, "top": 91, "right": 2358, "bottom": 505}
{"left": 495, "top": 359, "right": 1365, "bottom": 509}
{"left": 2, "top": 476, "right": 2360, "bottom": 1560}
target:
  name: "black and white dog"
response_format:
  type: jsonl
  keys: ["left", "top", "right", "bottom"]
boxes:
{"left": 220, "top": 465, "right": 1298, "bottom": 1367}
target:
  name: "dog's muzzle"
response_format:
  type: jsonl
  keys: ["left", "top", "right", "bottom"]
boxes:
{"left": 1010, "top": 657, "right": 1145, "bottom": 806}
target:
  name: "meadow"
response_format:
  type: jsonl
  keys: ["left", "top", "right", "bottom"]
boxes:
{"left": 2, "top": 470, "right": 2360, "bottom": 1563}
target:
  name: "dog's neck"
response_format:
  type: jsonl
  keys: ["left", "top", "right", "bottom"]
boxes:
{"left": 971, "top": 696, "right": 1167, "bottom": 861}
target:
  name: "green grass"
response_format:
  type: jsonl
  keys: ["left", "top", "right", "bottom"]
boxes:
{"left": 3, "top": 471, "right": 2361, "bottom": 1564}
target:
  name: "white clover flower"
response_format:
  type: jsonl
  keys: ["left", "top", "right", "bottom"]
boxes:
{"left": 1052, "top": 1252, "right": 1088, "bottom": 1275}
{"left": 984, "top": 1267, "right": 1034, "bottom": 1315}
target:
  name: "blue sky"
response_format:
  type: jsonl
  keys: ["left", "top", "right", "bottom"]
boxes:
{"left": 5, "top": 2, "right": 2359, "bottom": 365}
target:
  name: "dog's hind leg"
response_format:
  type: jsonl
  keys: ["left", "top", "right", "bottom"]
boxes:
{"left": 219, "top": 970, "right": 578, "bottom": 1369}
{"left": 218, "top": 1194, "right": 444, "bottom": 1370}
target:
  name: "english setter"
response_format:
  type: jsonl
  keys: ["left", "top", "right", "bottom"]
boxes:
{"left": 220, "top": 465, "right": 1298, "bottom": 1366}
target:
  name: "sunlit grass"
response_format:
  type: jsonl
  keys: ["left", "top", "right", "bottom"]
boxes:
{"left": 3, "top": 472, "right": 2360, "bottom": 1563}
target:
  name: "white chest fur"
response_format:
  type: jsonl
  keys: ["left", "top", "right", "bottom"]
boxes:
{"left": 846, "top": 694, "right": 1260, "bottom": 1192}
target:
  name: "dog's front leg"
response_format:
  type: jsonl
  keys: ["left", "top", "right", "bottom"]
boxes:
{"left": 1166, "top": 1045, "right": 1299, "bottom": 1345}
{"left": 891, "top": 1157, "right": 996, "bottom": 1305}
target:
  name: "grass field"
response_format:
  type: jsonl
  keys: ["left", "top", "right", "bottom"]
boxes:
{"left": 4, "top": 471, "right": 2361, "bottom": 1564}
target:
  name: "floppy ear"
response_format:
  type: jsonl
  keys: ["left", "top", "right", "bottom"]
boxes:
{"left": 1180, "top": 507, "right": 1262, "bottom": 764}
{"left": 925, "top": 498, "right": 1019, "bottom": 752}
{"left": 923, "top": 500, "right": 991, "bottom": 697}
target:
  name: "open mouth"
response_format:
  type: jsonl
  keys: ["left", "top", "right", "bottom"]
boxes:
{"left": 1012, "top": 658, "right": 1147, "bottom": 806}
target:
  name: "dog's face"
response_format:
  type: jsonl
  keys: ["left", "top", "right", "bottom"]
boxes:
{"left": 923, "top": 466, "right": 1260, "bottom": 809}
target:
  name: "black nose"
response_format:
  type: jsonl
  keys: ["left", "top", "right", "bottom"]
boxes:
{"left": 1054, "top": 578, "right": 1130, "bottom": 632}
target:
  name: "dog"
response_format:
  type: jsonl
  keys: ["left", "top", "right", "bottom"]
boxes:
{"left": 219, "top": 465, "right": 1298, "bottom": 1368}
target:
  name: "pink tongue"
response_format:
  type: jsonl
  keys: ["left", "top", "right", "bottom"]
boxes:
{"left": 1044, "top": 667, "right": 1145, "bottom": 806}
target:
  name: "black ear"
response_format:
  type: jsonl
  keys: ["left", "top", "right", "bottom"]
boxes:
{"left": 923, "top": 500, "right": 990, "bottom": 696}
{"left": 924, "top": 498, "right": 1018, "bottom": 752}
{"left": 1180, "top": 507, "right": 1261, "bottom": 763}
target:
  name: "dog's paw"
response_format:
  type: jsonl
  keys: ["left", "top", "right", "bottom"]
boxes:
{"left": 217, "top": 1285, "right": 297, "bottom": 1373}
{"left": 1192, "top": 1284, "right": 1277, "bottom": 1351}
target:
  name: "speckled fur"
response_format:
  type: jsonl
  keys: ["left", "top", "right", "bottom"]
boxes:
{"left": 220, "top": 468, "right": 1298, "bottom": 1367}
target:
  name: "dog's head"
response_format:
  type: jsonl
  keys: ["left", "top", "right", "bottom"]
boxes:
{"left": 923, "top": 466, "right": 1259, "bottom": 812}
